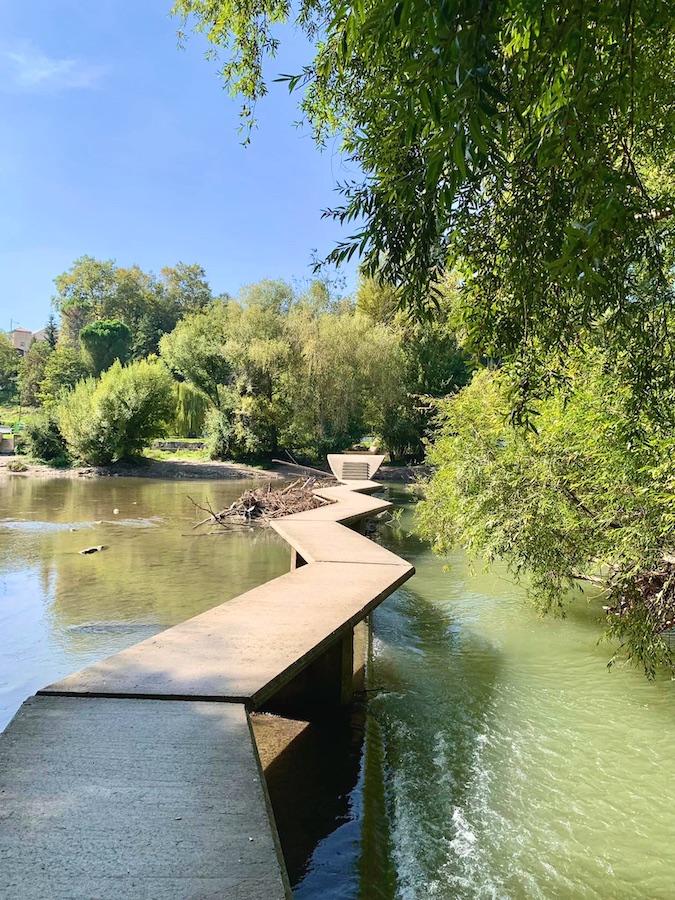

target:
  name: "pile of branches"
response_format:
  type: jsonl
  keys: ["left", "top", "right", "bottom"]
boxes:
{"left": 192, "top": 477, "right": 336, "bottom": 528}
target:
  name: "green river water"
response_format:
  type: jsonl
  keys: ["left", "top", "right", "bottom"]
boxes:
{"left": 2, "top": 476, "right": 675, "bottom": 898}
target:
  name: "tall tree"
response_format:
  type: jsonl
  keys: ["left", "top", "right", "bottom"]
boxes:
{"left": 80, "top": 319, "right": 132, "bottom": 376}
{"left": 0, "top": 333, "right": 19, "bottom": 401}
{"left": 18, "top": 340, "right": 53, "bottom": 406}
{"left": 173, "top": 0, "right": 675, "bottom": 408}
{"left": 52, "top": 256, "right": 217, "bottom": 358}
{"left": 160, "top": 263, "right": 213, "bottom": 314}
{"left": 159, "top": 301, "right": 232, "bottom": 408}
{"left": 44, "top": 314, "right": 59, "bottom": 350}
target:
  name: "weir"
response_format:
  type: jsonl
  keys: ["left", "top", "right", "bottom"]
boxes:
{"left": 0, "top": 468, "right": 414, "bottom": 899}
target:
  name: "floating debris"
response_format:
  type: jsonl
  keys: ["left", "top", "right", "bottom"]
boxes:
{"left": 79, "top": 545, "right": 108, "bottom": 555}
{"left": 190, "top": 477, "right": 337, "bottom": 528}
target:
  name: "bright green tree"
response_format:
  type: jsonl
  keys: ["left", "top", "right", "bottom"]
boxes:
{"left": 57, "top": 358, "right": 174, "bottom": 464}
{"left": 159, "top": 301, "right": 232, "bottom": 408}
{"left": 18, "top": 340, "right": 53, "bottom": 406}
{"left": 39, "top": 348, "right": 90, "bottom": 407}
{"left": 160, "top": 262, "right": 214, "bottom": 314}
{"left": 417, "top": 354, "right": 675, "bottom": 677}
{"left": 0, "top": 333, "right": 19, "bottom": 401}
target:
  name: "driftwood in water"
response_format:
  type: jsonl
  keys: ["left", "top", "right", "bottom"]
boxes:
{"left": 190, "top": 478, "right": 336, "bottom": 528}
{"left": 271, "top": 459, "right": 333, "bottom": 478}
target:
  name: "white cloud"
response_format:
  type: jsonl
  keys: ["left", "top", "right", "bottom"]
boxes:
{"left": 0, "top": 40, "right": 106, "bottom": 93}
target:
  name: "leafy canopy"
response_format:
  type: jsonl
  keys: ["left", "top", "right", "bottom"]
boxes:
{"left": 80, "top": 319, "right": 132, "bottom": 376}
{"left": 416, "top": 353, "right": 675, "bottom": 677}
{"left": 173, "top": 0, "right": 675, "bottom": 404}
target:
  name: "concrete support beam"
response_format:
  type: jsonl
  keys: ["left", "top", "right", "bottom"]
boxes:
{"left": 263, "top": 629, "right": 354, "bottom": 718}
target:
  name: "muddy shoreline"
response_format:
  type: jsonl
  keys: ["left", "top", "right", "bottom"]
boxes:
{"left": 0, "top": 455, "right": 424, "bottom": 482}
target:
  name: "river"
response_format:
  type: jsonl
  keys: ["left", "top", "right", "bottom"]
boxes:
{"left": 2, "top": 477, "right": 675, "bottom": 898}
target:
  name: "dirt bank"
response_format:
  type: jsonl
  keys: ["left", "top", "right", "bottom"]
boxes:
{"left": 0, "top": 457, "right": 287, "bottom": 481}
{"left": 0, "top": 455, "right": 424, "bottom": 482}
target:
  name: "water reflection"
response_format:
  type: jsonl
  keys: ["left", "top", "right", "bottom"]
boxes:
{"left": 0, "top": 475, "right": 289, "bottom": 731}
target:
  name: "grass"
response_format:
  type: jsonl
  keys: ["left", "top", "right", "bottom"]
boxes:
{"left": 144, "top": 447, "right": 211, "bottom": 462}
{"left": 0, "top": 401, "right": 39, "bottom": 427}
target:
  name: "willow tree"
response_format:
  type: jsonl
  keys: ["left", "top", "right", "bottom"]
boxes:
{"left": 173, "top": 0, "right": 675, "bottom": 409}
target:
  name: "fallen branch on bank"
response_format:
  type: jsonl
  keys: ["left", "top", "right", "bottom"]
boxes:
{"left": 189, "top": 477, "right": 337, "bottom": 527}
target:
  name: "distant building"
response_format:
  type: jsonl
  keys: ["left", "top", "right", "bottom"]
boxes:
{"left": 9, "top": 327, "right": 49, "bottom": 356}
{"left": 9, "top": 328, "right": 32, "bottom": 355}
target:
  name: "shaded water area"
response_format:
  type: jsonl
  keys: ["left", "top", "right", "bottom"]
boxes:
{"left": 3, "top": 478, "right": 675, "bottom": 897}
{"left": 289, "top": 487, "right": 675, "bottom": 899}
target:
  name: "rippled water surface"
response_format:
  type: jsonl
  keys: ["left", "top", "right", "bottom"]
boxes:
{"left": 295, "top": 488, "right": 675, "bottom": 899}
{"left": 3, "top": 477, "right": 675, "bottom": 898}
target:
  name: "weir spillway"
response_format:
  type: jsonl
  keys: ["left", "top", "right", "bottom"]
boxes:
{"left": 0, "top": 477, "right": 415, "bottom": 899}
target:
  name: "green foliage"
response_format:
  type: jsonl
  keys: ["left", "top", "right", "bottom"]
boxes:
{"left": 159, "top": 302, "right": 232, "bottom": 407}
{"left": 52, "top": 256, "right": 214, "bottom": 357}
{"left": 24, "top": 413, "right": 68, "bottom": 464}
{"left": 80, "top": 319, "right": 131, "bottom": 375}
{"left": 173, "top": 381, "right": 209, "bottom": 438}
{"left": 57, "top": 359, "right": 175, "bottom": 465}
{"left": 417, "top": 355, "right": 675, "bottom": 676}
{"left": 174, "top": 0, "right": 675, "bottom": 412}
{"left": 39, "top": 349, "right": 89, "bottom": 407}
{"left": 286, "top": 306, "right": 403, "bottom": 457}
{"left": 44, "top": 314, "right": 59, "bottom": 350}
{"left": 18, "top": 340, "right": 52, "bottom": 406}
{"left": 0, "top": 333, "right": 19, "bottom": 400}
{"left": 358, "top": 276, "right": 471, "bottom": 461}
{"left": 204, "top": 403, "right": 238, "bottom": 460}
{"left": 159, "top": 278, "right": 411, "bottom": 460}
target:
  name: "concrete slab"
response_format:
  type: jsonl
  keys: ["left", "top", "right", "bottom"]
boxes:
{"left": 0, "top": 695, "right": 290, "bottom": 900}
{"left": 40, "top": 561, "right": 414, "bottom": 707}
{"left": 315, "top": 479, "right": 383, "bottom": 496}
{"left": 282, "top": 493, "right": 392, "bottom": 524}
{"left": 313, "top": 481, "right": 383, "bottom": 498}
{"left": 271, "top": 520, "right": 408, "bottom": 567}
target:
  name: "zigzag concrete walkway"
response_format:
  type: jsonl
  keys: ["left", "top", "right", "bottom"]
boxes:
{"left": 0, "top": 479, "right": 414, "bottom": 899}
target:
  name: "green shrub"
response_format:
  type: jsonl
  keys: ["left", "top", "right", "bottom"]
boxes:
{"left": 174, "top": 381, "right": 208, "bottom": 437}
{"left": 205, "top": 405, "right": 239, "bottom": 460}
{"left": 39, "top": 348, "right": 89, "bottom": 408}
{"left": 57, "top": 358, "right": 174, "bottom": 464}
{"left": 24, "top": 414, "right": 68, "bottom": 463}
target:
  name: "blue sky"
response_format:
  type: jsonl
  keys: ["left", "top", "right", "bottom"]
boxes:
{"left": 0, "top": 0, "right": 360, "bottom": 332}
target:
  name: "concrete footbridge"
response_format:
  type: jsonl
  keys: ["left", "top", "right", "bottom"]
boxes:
{"left": 0, "top": 460, "right": 414, "bottom": 898}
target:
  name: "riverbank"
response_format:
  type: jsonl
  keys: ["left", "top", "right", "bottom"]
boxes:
{"left": 0, "top": 455, "right": 425, "bottom": 482}
{"left": 0, "top": 456, "right": 285, "bottom": 481}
